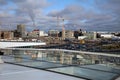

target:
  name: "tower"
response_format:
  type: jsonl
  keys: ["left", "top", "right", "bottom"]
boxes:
{"left": 17, "top": 24, "right": 25, "bottom": 37}
{"left": 62, "top": 18, "right": 65, "bottom": 39}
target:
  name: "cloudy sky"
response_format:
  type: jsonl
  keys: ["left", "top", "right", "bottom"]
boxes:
{"left": 0, "top": 0, "right": 120, "bottom": 32}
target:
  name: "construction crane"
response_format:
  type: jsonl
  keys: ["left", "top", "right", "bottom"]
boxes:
{"left": 56, "top": 16, "right": 59, "bottom": 38}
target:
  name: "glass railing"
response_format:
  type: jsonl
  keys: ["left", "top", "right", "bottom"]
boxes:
{"left": 1, "top": 48, "right": 120, "bottom": 80}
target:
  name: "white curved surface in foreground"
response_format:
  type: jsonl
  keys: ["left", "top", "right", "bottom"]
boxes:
{"left": 0, "top": 42, "right": 46, "bottom": 48}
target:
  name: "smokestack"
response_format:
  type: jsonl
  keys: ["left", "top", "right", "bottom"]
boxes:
{"left": 26, "top": 8, "right": 36, "bottom": 28}
{"left": 62, "top": 18, "right": 65, "bottom": 39}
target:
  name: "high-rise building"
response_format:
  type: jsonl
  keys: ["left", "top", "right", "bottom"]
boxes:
{"left": 17, "top": 24, "right": 25, "bottom": 37}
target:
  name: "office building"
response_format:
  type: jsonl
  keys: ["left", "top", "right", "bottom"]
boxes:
{"left": 27, "top": 29, "right": 45, "bottom": 38}
{"left": 48, "top": 30, "right": 59, "bottom": 37}
{"left": 0, "top": 31, "right": 14, "bottom": 39}
{"left": 17, "top": 24, "right": 25, "bottom": 37}
{"left": 84, "top": 32, "right": 97, "bottom": 40}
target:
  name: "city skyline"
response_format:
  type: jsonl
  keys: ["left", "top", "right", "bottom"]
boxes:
{"left": 0, "top": 0, "right": 120, "bottom": 32}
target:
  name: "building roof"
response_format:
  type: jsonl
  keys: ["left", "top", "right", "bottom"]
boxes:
{"left": 1, "top": 55, "right": 120, "bottom": 80}
{"left": 0, "top": 63, "right": 84, "bottom": 80}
